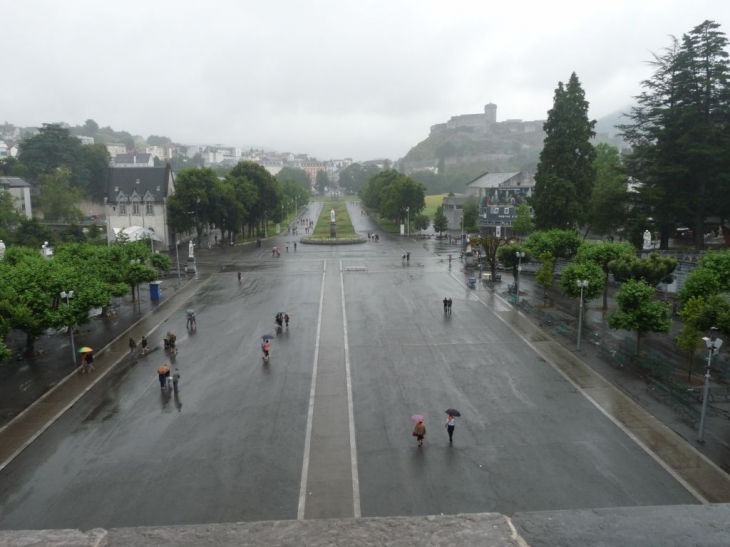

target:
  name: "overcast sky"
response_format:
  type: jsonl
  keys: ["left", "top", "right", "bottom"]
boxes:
{"left": 2, "top": 0, "right": 729, "bottom": 161}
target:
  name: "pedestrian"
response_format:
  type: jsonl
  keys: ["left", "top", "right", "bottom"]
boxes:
{"left": 237, "top": 271, "right": 242, "bottom": 283}
{"left": 214, "top": 234, "right": 218, "bottom": 244}
{"left": 140, "top": 335, "right": 148, "bottom": 356}
{"left": 447, "top": 298, "right": 453, "bottom": 315}
{"left": 294, "top": 242, "right": 297, "bottom": 251}
{"left": 129, "top": 337, "right": 136, "bottom": 356}
{"left": 406, "top": 252, "right": 410, "bottom": 264}
{"left": 443, "top": 297, "right": 448, "bottom": 313}
{"left": 172, "top": 368, "right": 181, "bottom": 393}
{"left": 80, "top": 352, "right": 88, "bottom": 373}
{"left": 402, "top": 252, "right": 406, "bottom": 265}
{"left": 446, "top": 414, "right": 456, "bottom": 443}
{"left": 157, "top": 364, "right": 170, "bottom": 390}
{"left": 85, "top": 352, "right": 94, "bottom": 373}
{"left": 413, "top": 420, "right": 426, "bottom": 447}
{"left": 286, "top": 244, "right": 289, "bottom": 252}
{"left": 672, "top": 300, "right": 678, "bottom": 317}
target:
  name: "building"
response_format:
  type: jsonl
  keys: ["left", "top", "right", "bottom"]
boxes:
{"left": 77, "top": 135, "right": 95, "bottom": 146}
{"left": 467, "top": 171, "right": 536, "bottom": 237}
{"left": 113, "top": 153, "right": 155, "bottom": 168}
{"left": 106, "top": 143, "right": 127, "bottom": 158}
{"left": 441, "top": 194, "right": 469, "bottom": 231}
{"left": 0, "top": 177, "right": 33, "bottom": 218}
{"left": 104, "top": 165, "right": 175, "bottom": 251}
{"left": 430, "top": 102, "right": 544, "bottom": 137}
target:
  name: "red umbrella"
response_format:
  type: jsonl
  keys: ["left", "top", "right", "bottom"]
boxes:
{"left": 410, "top": 414, "right": 424, "bottom": 423}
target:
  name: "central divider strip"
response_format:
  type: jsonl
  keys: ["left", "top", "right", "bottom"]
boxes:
{"left": 297, "top": 258, "right": 359, "bottom": 520}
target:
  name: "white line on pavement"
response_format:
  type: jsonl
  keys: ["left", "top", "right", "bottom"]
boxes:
{"left": 297, "top": 259, "right": 327, "bottom": 520}
{"left": 340, "top": 260, "right": 361, "bottom": 518}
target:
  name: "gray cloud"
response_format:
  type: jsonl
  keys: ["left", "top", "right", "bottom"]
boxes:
{"left": 1, "top": 0, "right": 728, "bottom": 160}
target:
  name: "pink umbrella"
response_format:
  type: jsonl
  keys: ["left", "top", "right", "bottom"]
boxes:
{"left": 411, "top": 414, "right": 424, "bottom": 423}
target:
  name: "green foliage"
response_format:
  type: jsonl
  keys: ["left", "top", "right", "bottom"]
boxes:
{"left": 412, "top": 213, "right": 430, "bottom": 231}
{"left": 609, "top": 252, "right": 678, "bottom": 288}
{"left": 607, "top": 279, "right": 672, "bottom": 353}
{"left": 462, "top": 197, "right": 479, "bottom": 231}
{"left": 512, "top": 203, "right": 534, "bottom": 237}
{"left": 147, "top": 135, "right": 172, "bottom": 146}
{"left": 676, "top": 296, "right": 710, "bottom": 362}
{"left": 11, "top": 218, "right": 54, "bottom": 249}
{"left": 38, "top": 168, "right": 84, "bottom": 222}
{"left": 498, "top": 243, "right": 531, "bottom": 281}
{"left": 316, "top": 171, "right": 329, "bottom": 195}
{"left": 620, "top": 21, "right": 730, "bottom": 250}
{"left": 17, "top": 123, "right": 83, "bottom": 181}
{"left": 524, "top": 230, "right": 582, "bottom": 266}
{"left": 166, "top": 167, "right": 219, "bottom": 244}
{"left": 589, "top": 143, "right": 630, "bottom": 237}
{"left": 470, "top": 235, "right": 508, "bottom": 278}
{"left": 276, "top": 167, "right": 311, "bottom": 191}
{"left": 433, "top": 204, "right": 448, "bottom": 235}
{"left": 678, "top": 250, "right": 730, "bottom": 305}
{"left": 226, "top": 161, "right": 282, "bottom": 237}
{"left": 535, "top": 252, "right": 555, "bottom": 292}
{"left": 0, "top": 190, "right": 20, "bottom": 239}
{"left": 533, "top": 73, "right": 597, "bottom": 230}
{"left": 577, "top": 241, "right": 636, "bottom": 308}
{"left": 59, "top": 224, "right": 86, "bottom": 243}
{"left": 360, "top": 170, "right": 425, "bottom": 224}
{"left": 338, "top": 163, "right": 383, "bottom": 193}
{"left": 559, "top": 261, "right": 604, "bottom": 301}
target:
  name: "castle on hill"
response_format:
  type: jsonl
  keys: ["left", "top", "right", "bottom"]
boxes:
{"left": 430, "top": 103, "right": 545, "bottom": 136}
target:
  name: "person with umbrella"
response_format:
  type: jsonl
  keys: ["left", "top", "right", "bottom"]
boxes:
{"left": 261, "top": 334, "right": 274, "bottom": 362}
{"left": 445, "top": 409, "right": 461, "bottom": 443}
{"left": 158, "top": 364, "right": 171, "bottom": 391}
{"left": 411, "top": 415, "right": 426, "bottom": 448}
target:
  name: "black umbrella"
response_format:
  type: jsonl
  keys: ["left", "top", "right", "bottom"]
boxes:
{"left": 261, "top": 334, "right": 275, "bottom": 341}
{"left": 445, "top": 408, "right": 461, "bottom": 417}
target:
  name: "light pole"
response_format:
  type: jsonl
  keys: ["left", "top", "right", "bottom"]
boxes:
{"left": 406, "top": 206, "right": 410, "bottom": 238}
{"left": 130, "top": 259, "right": 142, "bottom": 314}
{"left": 460, "top": 215, "right": 464, "bottom": 247}
{"left": 576, "top": 280, "right": 589, "bottom": 351}
{"left": 60, "top": 291, "right": 76, "bottom": 365}
{"left": 516, "top": 251, "right": 525, "bottom": 303}
{"left": 698, "top": 327, "right": 723, "bottom": 443}
{"left": 174, "top": 235, "right": 181, "bottom": 284}
{"left": 41, "top": 241, "right": 49, "bottom": 257}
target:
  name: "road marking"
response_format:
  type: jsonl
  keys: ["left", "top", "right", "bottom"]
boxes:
{"left": 458, "top": 275, "right": 710, "bottom": 504}
{"left": 340, "top": 260, "right": 361, "bottom": 518}
{"left": 297, "top": 259, "right": 327, "bottom": 520}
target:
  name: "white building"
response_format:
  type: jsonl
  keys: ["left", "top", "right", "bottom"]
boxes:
{"left": 104, "top": 166, "right": 175, "bottom": 251}
{"left": 77, "top": 135, "right": 95, "bottom": 145}
{"left": 106, "top": 143, "right": 127, "bottom": 158}
{"left": 0, "top": 177, "right": 33, "bottom": 218}
{"left": 113, "top": 153, "right": 155, "bottom": 168}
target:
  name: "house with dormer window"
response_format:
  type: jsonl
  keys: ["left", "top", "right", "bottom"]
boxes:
{"left": 104, "top": 165, "right": 176, "bottom": 250}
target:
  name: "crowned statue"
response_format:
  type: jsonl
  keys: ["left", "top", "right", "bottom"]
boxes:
{"left": 642, "top": 230, "right": 652, "bottom": 250}
{"left": 189, "top": 240, "right": 195, "bottom": 258}
{"left": 330, "top": 208, "right": 336, "bottom": 223}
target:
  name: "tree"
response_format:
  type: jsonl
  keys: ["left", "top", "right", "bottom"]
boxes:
{"left": 609, "top": 252, "right": 677, "bottom": 288}
{"left": 462, "top": 197, "right": 479, "bottom": 232}
{"left": 524, "top": 229, "right": 583, "bottom": 279}
{"left": 75, "top": 144, "right": 110, "bottom": 197}
{"left": 147, "top": 135, "right": 172, "bottom": 146}
{"left": 577, "top": 241, "right": 636, "bottom": 309}
{"left": 607, "top": 279, "right": 672, "bottom": 354}
{"left": 412, "top": 213, "right": 430, "bottom": 231}
{"left": 17, "top": 123, "right": 83, "bottom": 181}
{"left": 316, "top": 171, "right": 329, "bottom": 195}
{"left": 0, "top": 190, "right": 20, "bottom": 242}
{"left": 339, "top": 163, "right": 382, "bottom": 194}
{"left": 471, "top": 235, "right": 508, "bottom": 279}
{"left": 588, "top": 143, "right": 630, "bottom": 238}
{"left": 676, "top": 296, "right": 710, "bottom": 381}
{"left": 276, "top": 167, "right": 311, "bottom": 191}
{"left": 532, "top": 73, "right": 597, "bottom": 230}
{"left": 82, "top": 119, "right": 99, "bottom": 137}
{"left": 226, "top": 161, "right": 282, "bottom": 237}
{"left": 497, "top": 243, "right": 531, "bottom": 282}
{"left": 535, "top": 252, "right": 556, "bottom": 298}
{"left": 559, "top": 261, "right": 604, "bottom": 302}
{"left": 11, "top": 217, "right": 54, "bottom": 249}
{"left": 512, "top": 203, "right": 534, "bottom": 238}
{"left": 38, "top": 168, "right": 84, "bottom": 222}
{"left": 433, "top": 204, "right": 448, "bottom": 235}
{"left": 679, "top": 250, "right": 730, "bottom": 303}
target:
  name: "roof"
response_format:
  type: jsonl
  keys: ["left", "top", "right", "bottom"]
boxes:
{"left": 466, "top": 172, "right": 521, "bottom": 188}
{"left": 0, "top": 177, "right": 31, "bottom": 188}
{"left": 107, "top": 166, "right": 172, "bottom": 201}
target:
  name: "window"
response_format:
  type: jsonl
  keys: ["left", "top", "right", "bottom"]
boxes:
{"left": 133, "top": 202, "right": 140, "bottom": 216}
{"left": 503, "top": 208, "right": 509, "bottom": 215}
{"left": 146, "top": 201, "right": 154, "bottom": 215}
{"left": 492, "top": 206, "right": 499, "bottom": 214}
{"left": 120, "top": 204, "right": 127, "bottom": 215}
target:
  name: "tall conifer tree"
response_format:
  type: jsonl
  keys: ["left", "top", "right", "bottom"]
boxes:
{"left": 532, "top": 73, "right": 596, "bottom": 230}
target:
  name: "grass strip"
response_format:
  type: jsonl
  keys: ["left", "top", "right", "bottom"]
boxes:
{"left": 312, "top": 199, "right": 357, "bottom": 238}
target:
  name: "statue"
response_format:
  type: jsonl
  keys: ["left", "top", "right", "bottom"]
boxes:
{"left": 330, "top": 208, "right": 336, "bottom": 223}
{"left": 188, "top": 240, "right": 195, "bottom": 258}
{"left": 643, "top": 230, "right": 652, "bottom": 250}
{"left": 0, "top": 240, "right": 5, "bottom": 260}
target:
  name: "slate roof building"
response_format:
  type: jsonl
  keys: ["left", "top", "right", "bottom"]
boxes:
{"left": 104, "top": 165, "right": 175, "bottom": 251}
{"left": 113, "top": 153, "right": 154, "bottom": 168}
{"left": 465, "top": 171, "right": 535, "bottom": 237}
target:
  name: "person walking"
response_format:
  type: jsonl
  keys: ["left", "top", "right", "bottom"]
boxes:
{"left": 157, "top": 364, "right": 170, "bottom": 391}
{"left": 406, "top": 252, "right": 410, "bottom": 264}
{"left": 140, "top": 335, "right": 148, "bottom": 356}
{"left": 443, "top": 297, "right": 448, "bottom": 314}
{"left": 446, "top": 414, "right": 456, "bottom": 443}
{"left": 128, "top": 337, "right": 136, "bottom": 357}
{"left": 237, "top": 271, "right": 242, "bottom": 283}
{"left": 172, "top": 368, "right": 181, "bottom": 393}
{"left": 85, "top": 351, "right": 94, "bottom": 373}
{"left": 294, "top": 242, "right": 297, "bottom": 251}
{"left": 447, "top": 298, "right": 453, "bottom": 315}
{"left": 413, "top": 420, "right": 426, "bottom": 447}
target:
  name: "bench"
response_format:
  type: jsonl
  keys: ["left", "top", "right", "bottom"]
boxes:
{"left": 556, "top": 324, "right": 572, "bottom": 336}
{"left": 697, "top": 385, "right": 730, "bottom": 403}
{"left": 670, "top": 391, "right": 700, "bottom": 427}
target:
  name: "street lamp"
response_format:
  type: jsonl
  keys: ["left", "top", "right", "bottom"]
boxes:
{"left": 698, "top": 327, "right": 723, "bottom": 443}
{"left": 576, "top": 280, "right": 589, "bottom": 351}
{"left": 41, "top": 241, "right": 50, "bottom": 257}
{"left": 60, "top": 291, "right": 76, "bottom": 365}
{"left": 516, "top": 251, "right": 525, "bottom": 303}
{"left": 130, "top": 259, "right": 142, "bottom": 314}
{"left": 406, "top": 206, "right": 410, "bottom": 238}
{"left": 460, "top": 215, "right": 464, "bottom": 246}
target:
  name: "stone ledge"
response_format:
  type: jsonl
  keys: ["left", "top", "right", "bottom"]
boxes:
{"left": 0, "top": 513, "right": 523, "bottom": 547}
{"left": 300, "top": 236, "right": 366, "bottom": 245}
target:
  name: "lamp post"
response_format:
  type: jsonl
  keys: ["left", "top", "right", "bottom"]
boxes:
{"left": 406, "top": 206, "right": 410, "bottom": 238}
{"left": 460, "top": 215, "right": 464, "bottom": 247}
{"left": 174, "top": 234, "right": 181, "bottom": 284}
{"left": 60, "top": 291, "right": 76, "bottom": 365}
{"left": 41, "top": 241, "right": 49, "bottom": 257}
{"left": 576, "top": 280, "right": 589, "bottom": 351}
{"left": 130, "top": 259, "right": 141, "bottom": 314}
{"left": 516, "top": 251, "right": 525, "bottom": 303}
{"left": 698, "top": 327, "right": 723, "bottom": 443}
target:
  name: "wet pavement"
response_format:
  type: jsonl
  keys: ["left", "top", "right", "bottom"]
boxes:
{"left": 0, "top": 200, "right": 729, "bottom": 537}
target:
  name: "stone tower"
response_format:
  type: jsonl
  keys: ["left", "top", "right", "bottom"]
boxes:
{"left": 484, "top": 103, "right": 497, "bottom": 124}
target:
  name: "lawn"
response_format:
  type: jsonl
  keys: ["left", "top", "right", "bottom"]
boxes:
{"left": 423, "top": 194, "right": 446, "bottom": 219}
{"left": 312, "top": 199, "right": 357, "bottom": 237}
